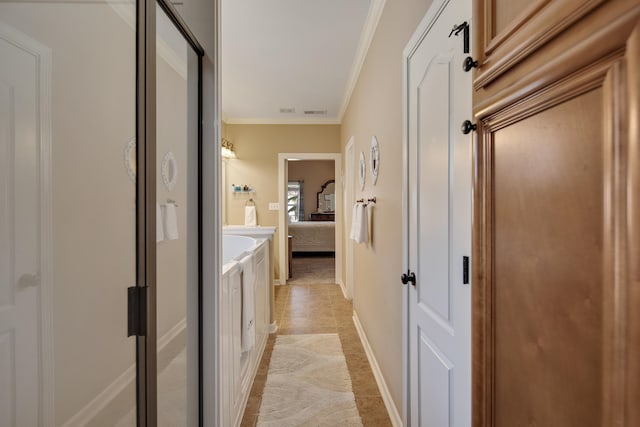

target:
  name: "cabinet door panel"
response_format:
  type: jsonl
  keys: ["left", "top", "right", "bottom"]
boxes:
{"left": 492, "top": 89, "right": 604, "bottom": 427}
{"left": 473, "top": 0, "right": 638, "bottom": 92}
{"left": 472, "top": 25, "right": 638, "bottom": 424}
{"left": 626, "top": 25, "right": 640, "bottom": 427}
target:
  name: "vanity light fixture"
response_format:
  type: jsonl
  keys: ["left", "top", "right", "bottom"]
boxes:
{"left": 222, "top": 137, "right": 236, "bottom": 159}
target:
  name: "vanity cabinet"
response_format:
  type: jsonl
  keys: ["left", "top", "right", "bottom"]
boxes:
{"left": 471, "top": 1, "right": 639, "bottom": 426}
{"left": 220, "top": 240, "right": 270, "bottom": 427}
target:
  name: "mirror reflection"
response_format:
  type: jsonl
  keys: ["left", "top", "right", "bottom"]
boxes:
{"left": 317, "top": 180, "right": 335, "bottom": 213}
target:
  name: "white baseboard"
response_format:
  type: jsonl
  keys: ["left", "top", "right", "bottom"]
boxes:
{"left": 269, "top": 321, "right": 279, "bottom": 334}
{"left": 62, "top": 364, "right": 136, "bottom": 427}
{"left": 158, "top": 318, "right": 187, "bottom": 350}
{"left": 62, "top": 319, "right": 187, "bottom": 427}
{"left": 352, "top": 312, "right": 403, "bottom": 427}
{"left": 338, "top": 280, "right": 348, "bottom": 299}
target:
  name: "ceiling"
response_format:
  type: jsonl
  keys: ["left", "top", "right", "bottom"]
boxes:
{"left": 221, "top": 0, "right": 380, "bottom": 124}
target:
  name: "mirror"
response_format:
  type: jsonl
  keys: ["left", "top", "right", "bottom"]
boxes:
{"left": 316, "top": 179, "right": 335, "bottom": 212}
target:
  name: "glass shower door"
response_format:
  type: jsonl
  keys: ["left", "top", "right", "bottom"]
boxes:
{"left": 0, "top": 1, "right": 140, "bottom": 425}
{"left": 155, "top": 2, "right": 201, "bottom": 425}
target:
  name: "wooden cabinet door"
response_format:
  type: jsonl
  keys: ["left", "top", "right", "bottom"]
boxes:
{"left": 472, "top": 1, "right": 640, "bottom": 426}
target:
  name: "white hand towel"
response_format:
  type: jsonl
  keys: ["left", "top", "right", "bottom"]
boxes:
{"left": 350, "top": 202, "right": 369, "bottom": 244}
{"left": 350, "top": 202, "right": 360, "bottom": 241}
{"left": 240, "top": 254, "right": 256, "bottom": 352}
{"left": 156, "top": 203, "right": 164, "bottom": 242}
{"left": 163, "top": 203, "right": 179, "bottom": 240}
{"left": 244, "top": 206, "right": 257, "bottom": 226}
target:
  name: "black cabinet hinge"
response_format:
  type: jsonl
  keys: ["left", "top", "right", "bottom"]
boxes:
{"left": 128, "top": 286, "right": 147, "bottom": 337}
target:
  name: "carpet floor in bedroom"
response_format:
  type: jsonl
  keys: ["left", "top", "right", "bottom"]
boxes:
{"left": 287, "top": 253, "right": 336, "bottom": 285}
{"left": 240, "top": 284, "right": 392, "bottom": 426}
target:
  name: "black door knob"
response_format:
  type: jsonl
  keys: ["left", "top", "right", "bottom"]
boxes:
{"left": 462, "top": 56, "right": 478, "bottom": 72}
{"left": 461, "top": 120, "right": 477, "bottom": 134}
{"left": 401, "top": 271, "right": 416, "bottom": 286}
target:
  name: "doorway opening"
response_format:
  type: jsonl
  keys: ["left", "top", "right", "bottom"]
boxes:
{"left": 277, "top": 153, "right": 343, "bottom": 291}
{"left": 287, "top": 161, "right": 335, "bottom": 284}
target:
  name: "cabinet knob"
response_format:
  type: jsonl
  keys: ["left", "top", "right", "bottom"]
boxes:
{"left": 462, "top": 56, "right": 478, "bottom": 72}
{"left": 461, "top": 120, "right": 477, "bottom": 134}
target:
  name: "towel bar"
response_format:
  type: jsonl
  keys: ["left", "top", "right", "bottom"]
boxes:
{"left": 355, "top": 197, "right": 376, "bottom": 205}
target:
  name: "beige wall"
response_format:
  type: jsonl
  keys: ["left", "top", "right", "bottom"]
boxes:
{"left": 288, "top": 160, "right": 335, "bottom": 220}
{"left": 221, "top": 119, "right": 229, "bottom": 139}
{"left": 224, "top": 124, "right": 340, "bottom": 279}
{"left": 340, "top": 0, "right": 433, "bottom": 412}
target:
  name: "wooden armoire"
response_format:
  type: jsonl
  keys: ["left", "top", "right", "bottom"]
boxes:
{"left": 471, "top": 1, "right": 639, "bottom": 426}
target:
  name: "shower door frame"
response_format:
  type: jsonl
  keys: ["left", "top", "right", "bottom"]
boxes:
{"left": 136, "top": 0, "right": 205, "bottom": 425}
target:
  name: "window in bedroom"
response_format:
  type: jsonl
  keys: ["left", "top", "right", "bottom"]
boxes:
{"left": 288, "top": 180, "right": 303, "bottom": 222}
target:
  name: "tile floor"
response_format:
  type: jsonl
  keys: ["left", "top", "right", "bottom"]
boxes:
{"left": 241, "top": 283, "right": 392, "bottom": 426}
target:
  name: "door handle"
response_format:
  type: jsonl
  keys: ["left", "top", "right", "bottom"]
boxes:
{"left": 18, "top": 272, "right": 40, "bottom": 289}
{"left": 401, "top": 271, "right": 416, "bottom": 286}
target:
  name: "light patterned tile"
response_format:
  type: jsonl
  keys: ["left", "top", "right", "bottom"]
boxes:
{"left": 257, "top": 334, "right": 362, "bottom": 426}
{"left": 241, "top": 259, "right": 387, "bottom": 426}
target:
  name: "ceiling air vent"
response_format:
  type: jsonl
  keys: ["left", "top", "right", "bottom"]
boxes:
{"left": 279, "top": 107, "right": 295, "bottom": 114}
{"left": 303, "top": 109, "right": 328, "bottom": 115}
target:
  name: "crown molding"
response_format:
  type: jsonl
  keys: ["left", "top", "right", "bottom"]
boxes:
{"left": 337, "top": 0, "right": 387, "bottom": 122}
{"left": 223, "top": 117, "right": 341, "bottom": 125}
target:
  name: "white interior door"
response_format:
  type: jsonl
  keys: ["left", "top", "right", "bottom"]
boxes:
{"left": 405, "top": 0, "right": 472, "bottom": 425}
{"left": 0, "top": 29, "right": 41, "bottom": 427}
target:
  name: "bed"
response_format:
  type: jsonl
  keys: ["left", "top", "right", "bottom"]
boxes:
{"left": 288, "top": 221, "right": 335, "bottom": 252}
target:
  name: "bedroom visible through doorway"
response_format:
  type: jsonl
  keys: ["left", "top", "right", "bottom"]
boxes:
{"left": 287, "top": 160, "right": 335, "bottom": 284}
{"left": 277, "top": 153, "right": 342, "bottom": 290}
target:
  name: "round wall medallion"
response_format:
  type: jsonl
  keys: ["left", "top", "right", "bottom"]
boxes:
{"left": 370, "top": 136, "right": 380, "bottom": 185}
{"left": 123, "top": 138, "right": 136, "bottom": 183}
{"left": 161, "top": 151, "right": 178, "bottom": 191}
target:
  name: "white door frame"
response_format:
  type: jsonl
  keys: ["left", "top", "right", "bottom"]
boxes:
{"left": 0, "top": 22, "right": 54, "bottom": 426}
{"left": 343, "top": 138, "right": 355, "bottom": 299}
{"left": 277, "top": 153, "right": 342, "bottom": 287}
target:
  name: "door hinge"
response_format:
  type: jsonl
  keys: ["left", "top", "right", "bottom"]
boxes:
{"left": 463, "top": 256, "right": 469, "bottom": 285}
{"left": 448, "top": 21, "right": 470, "bottom": 54}
{"left": 127, "top": 286, "right": 147, "bottom": 337}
